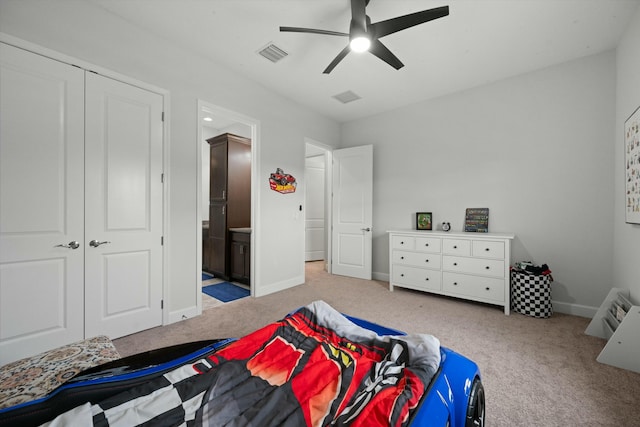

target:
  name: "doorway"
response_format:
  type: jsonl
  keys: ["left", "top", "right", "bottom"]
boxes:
{"left": 197, "top": 101, "right": 259, "bottom": 313}
{"left": 304, "top": 140, "right": 332, "bottom": 273}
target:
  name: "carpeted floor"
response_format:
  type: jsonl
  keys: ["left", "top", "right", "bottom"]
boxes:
{"left": 114, "top": 261, "right": 640, "bottom": 426}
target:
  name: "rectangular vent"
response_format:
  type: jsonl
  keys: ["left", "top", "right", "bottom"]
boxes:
{"left": 332, "top": 90, "right": 361, "bottom": 104}
{"left": 258, "top": 43, "right": 288, "bottom": 63}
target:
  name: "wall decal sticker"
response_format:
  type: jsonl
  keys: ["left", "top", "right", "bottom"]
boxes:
{"left": 269, "top": 167, "right": 297, "bottom": 194}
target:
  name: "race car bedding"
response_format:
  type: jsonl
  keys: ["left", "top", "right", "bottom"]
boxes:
{"left": 43, "top": 300, "right": 441, "bottom": 427}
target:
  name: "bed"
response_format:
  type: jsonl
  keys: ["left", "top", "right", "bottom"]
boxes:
{"left": 0, "top": 301, "right": 484, "bottom": 426}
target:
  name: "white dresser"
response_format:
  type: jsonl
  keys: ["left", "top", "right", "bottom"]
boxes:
{"left": 388, "top": 230, "right": 515, "bottom": 314}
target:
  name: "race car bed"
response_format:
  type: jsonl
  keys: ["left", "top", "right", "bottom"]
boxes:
{"left": 0, "top": 301, "right": 484, "bottom": 427}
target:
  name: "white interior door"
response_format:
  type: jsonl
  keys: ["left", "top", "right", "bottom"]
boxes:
{"left": 0, "top": 43, "right": 85, "bottom": 364}
{"left": 84, "top": 73, "right": 164, "bottom": 339}
{"left": 305, "top": 155, "right": 325, "bottom": 261}
{"left": 331, "top": 145, "right": 373, "bottom": 280}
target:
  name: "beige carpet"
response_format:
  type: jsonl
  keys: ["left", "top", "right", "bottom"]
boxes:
{"left": 114, "top": 262, "right": 640, "bottom": 426}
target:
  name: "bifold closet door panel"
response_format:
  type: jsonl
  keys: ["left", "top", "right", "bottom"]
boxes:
{"left": 84, "top": 73, "right": 164, "bottom": 339}
{"left": 0, "top": 43, "right": 85, "bottom": 364}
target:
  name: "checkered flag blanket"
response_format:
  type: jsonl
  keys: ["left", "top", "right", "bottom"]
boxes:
{"left": 43, "top": 361, "right": 211, "bottom": 426}
{"left": 42, "top": 301, "right": 441, "bottom": 427}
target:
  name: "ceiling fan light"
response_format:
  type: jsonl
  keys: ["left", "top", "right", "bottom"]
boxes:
{"left": 350, "top": 36, "right": 370, "bottom": 53}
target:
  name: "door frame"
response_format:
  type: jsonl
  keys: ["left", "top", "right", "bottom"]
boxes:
{"left": 196, "top": 100, "right": 260, "bottom": 313}
{"left": 0, "top": 33, "right": 172, "bottom": 325}
{"left": 304, "top": 138, "right": 333, "bottom": 273}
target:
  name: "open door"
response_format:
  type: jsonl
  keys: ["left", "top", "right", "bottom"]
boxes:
{"left": 331, "top": 145, "right": 373, "bottom": 280}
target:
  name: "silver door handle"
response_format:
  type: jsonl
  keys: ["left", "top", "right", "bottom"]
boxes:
{"left": 55, "top": 241, "right": 80, "bottom": 249}
{"left": 361, "top": 227, "right": 371, "bottom": 232}
{"left": 89, "top": 240, "right": 111, "bottom": 247}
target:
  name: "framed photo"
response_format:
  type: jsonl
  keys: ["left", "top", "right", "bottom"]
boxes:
{"left": 416, "top": 212, "right": 432, "bottom": 230}
{"left": 625, "top": 105, "right": 640, "bottom": 224}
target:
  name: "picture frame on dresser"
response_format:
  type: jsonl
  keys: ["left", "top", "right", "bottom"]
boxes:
{"left": 625, "top": 105, "right": 640, "bottom": 224}
{"left": 416, "top": 212, "right": 432, "bottom": 230}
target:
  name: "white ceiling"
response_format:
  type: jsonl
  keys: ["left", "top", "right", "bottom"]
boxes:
{"left": 89, "top": 0, "right": 639, "bottom": 123}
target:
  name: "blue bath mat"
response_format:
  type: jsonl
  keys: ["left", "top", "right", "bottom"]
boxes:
{"left": 202, "top": 282, "right": 249, "bottom": 303}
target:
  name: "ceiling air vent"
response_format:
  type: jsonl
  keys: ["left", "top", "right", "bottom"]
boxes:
{"left": 258, "top": 43, "right": 288, "bottom": 63}
{"left": 332, "top": 90, "right": 361, "bottom": 104}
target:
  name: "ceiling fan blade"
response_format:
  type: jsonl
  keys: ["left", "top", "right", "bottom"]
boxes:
{"left": 280, "top": 26, "right": 348, "bottom": 37}
{"left": 323, "top": 45, "right": 351, "bottom": 74}
{"left": 370, "top": 5, "right": 449, "bottom": 38}
{"left": 369, "top": 39, "right": 404, "bottom": 70}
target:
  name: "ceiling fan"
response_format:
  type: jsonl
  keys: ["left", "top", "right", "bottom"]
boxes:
{"left": 280, "top": 0, "right": 449, "bottom": 74}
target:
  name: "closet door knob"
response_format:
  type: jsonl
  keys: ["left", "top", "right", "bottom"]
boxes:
{"left": 55, "top": 241, "right": 79, "bottom": 249}
{"left": 89, "top": 240, "right": 111, "bottom": 248}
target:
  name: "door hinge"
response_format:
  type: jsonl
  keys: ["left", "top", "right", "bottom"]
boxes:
{"left": 161, "top": 111, "right": 165, "bottom": 122}
{"left": 161, "top": 173, "right": 164, "bottom": 183}
{"left": 161, "top": 299, "right": 164, "bottom": 309}
{"left": 161, "top": 236, "right": 164, "bottom": 245}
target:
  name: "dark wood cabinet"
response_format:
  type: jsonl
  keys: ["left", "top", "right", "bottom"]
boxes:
{"left": 204, "top": 133, "right": 251, "bottom": 279}
{"left": 230, "top": 230, "right": 250, "bottom": 284}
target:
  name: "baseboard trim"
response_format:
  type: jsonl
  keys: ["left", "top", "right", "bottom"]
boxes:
{"left": 373, "top": 272, "right": 389, "bottom": 282}
{"left": 254, "top": 275, "right": 304, "bottom": 298}
{"left": 167, "top": 305, "right": 200, "bottom": 324}
{"left": 551, "top": 300, "right": 598, "bottom": 318}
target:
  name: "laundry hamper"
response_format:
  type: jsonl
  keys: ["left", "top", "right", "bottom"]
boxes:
{"left": 511, "top": 270, "right": 553, "bottom": 318}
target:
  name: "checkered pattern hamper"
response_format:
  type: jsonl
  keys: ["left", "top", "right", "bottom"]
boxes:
{"left": 511, "top": 270, "right": 553, "bottom": 318}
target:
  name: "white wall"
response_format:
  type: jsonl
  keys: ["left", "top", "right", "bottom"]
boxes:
{"left": 0, "top": 1, "right": 340, "bottom": 319}
{"left": 341, "top": 51, "right": 616, "bottom": 315}
{"left": 614, "top": 6, "right": 640, "bottom": 304}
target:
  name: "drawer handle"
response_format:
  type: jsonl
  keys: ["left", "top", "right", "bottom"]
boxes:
{"left": 485, "top": 287, "right": 490, "bottom": 291}
{"left": 400, "top": 274, "right": 404, "bottom": 277}
{"left": 485, "top": 266, "right": 490, "bottom": 270}
{"left": 400, "top": 241, "right": 404, "bottom": 245}
{"left": 485, "top": 248, "right": 490, "bottom": 251}
{"left": 425, "top": 278, "right": 429, "bottom": 281}
{"left": 401, "top": 256, "right": 404, "bottom": 259}
{"left": 453, "top": 282, "right": 458, "bottom": 286}
{"left": 453, "top": 262, "right": 458, "bottom": 266}
{"left": 425, "top": 243, "right": 429, "bottom": 247}
{"left": 453, "top": 245, "right": 457, "bottom": 249}
{"left": 425, "top": 259, "right": 429, "bottom": 263}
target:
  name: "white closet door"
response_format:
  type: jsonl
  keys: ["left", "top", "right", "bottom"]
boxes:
{"left": 84, "top": 73, "right": 164, "bottom": 339}
{"left": 0, "top": 43, "right": 85, "bottom": 364}
{"left": 331, "top": 145, "right": 373, "bottom": 280}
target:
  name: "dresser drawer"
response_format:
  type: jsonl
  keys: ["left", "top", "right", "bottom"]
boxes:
{"left": 442, "top": 272, "right": 505, "bottom": 302}
{"left": 414, "top": 237, "right": 441, "bottom": 253}
{"left": 442, "top": 256, "right": 505, "bottom": 278}
{"left": 392, "top": 251, "right": 441, "bottom": 269}
{"left": 391, "top": 235, "right": 415, "bottom": 250}
{"left": 442, "top": 239, "right": 471, "bottom": 255}
{"left": 472, "top": 240, "right": 505, "bottom": 259}
{"left": 392, "top": 265, "right": 441, "bottom": 291}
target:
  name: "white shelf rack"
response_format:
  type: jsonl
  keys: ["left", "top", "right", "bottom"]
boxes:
{"left": 585, "top": 287, "right": 640, "bottom": 374}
